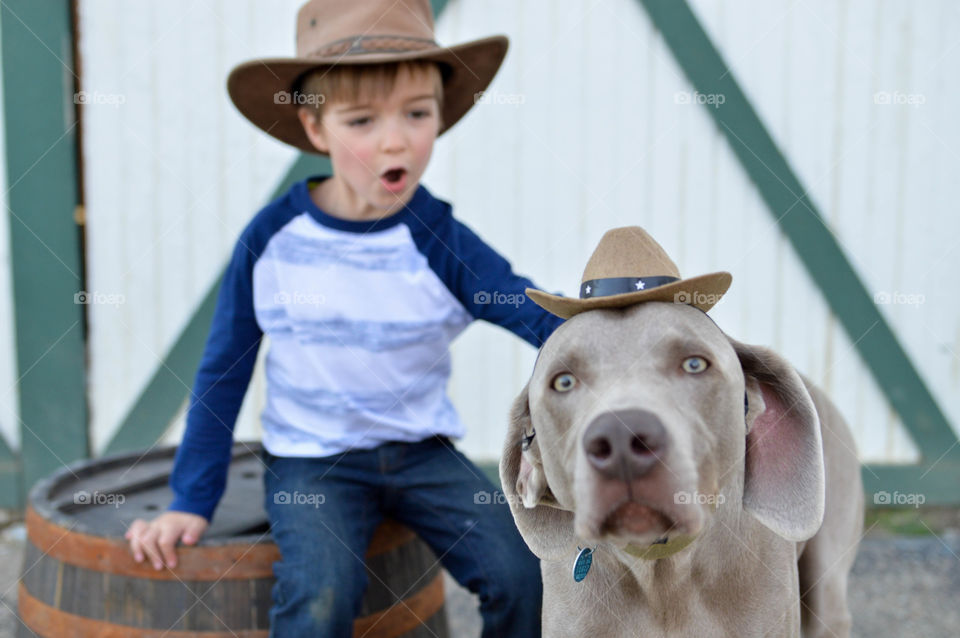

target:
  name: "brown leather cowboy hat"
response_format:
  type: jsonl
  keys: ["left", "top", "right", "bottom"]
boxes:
{"left": 527, "top": 226, "right": 732, "bottom": 319}
{"left": 227, "top": 0, "right": 508, "bottom": 153}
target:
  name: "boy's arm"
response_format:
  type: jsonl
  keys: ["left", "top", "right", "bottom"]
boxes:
{"left": 446, "top": 220, "right": 564, "bottom": 347}
{"left": 168, "top": 236, "right": 263, "bottom": 521}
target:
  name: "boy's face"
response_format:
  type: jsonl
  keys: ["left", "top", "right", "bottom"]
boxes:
{"left": 299, "top": 65, "right": 441, "bottom": 217}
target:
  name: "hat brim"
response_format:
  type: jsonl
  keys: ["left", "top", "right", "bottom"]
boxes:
{"left": 226, "top": 36, "right": 508, "bottom": 154}
{"left": 526, "top": 272, "right": 733, "bottom": 319}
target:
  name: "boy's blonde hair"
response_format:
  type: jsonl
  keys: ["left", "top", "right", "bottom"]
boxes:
{"left": 298, "top": 60, "right": 445, "bottom": 123}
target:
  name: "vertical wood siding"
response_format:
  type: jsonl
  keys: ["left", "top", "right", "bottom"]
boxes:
{"left": 77, "top": 0, "right": 304, "bottom": 452}
{"left": 75, "top": 0, "right": 958, "bottom": 463}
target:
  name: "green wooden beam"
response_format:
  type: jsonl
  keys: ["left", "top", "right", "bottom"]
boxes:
{"left": 864, "top": 463, "right": 960, "bottom": 508}
{"left": 638, "top": 0, "right": 960, "bottom": 485}
{"left": 0, "top": 437, "right": 21, "bottom": 508}
{"left": 0, "top": 434, "right": 13, "bottom": 461}
{"left": 104, "top": 155, "right": 331, "bottom": 455}
{"left": 0, "top": 462, "right": 21, "bottom": 508}
{"left": 429, "top": 0, "right": 450, "bottom": 18}
{"left": 2, "top": 0, "right": 88, "bottom": 495}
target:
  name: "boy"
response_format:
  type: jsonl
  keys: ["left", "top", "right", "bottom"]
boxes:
{"left": 126, "top": 0, "right": 562, "bottom": 636}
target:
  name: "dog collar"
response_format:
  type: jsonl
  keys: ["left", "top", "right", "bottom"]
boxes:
{"left": 572, "top": 534, "right": 695, "bottom": 582}
{"left": 623, "top": 534, "right": 695, "bottom": 560}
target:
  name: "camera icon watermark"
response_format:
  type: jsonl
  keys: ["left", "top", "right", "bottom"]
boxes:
{"left": 473, "top": 290, "right": 525, "bottom": 308}
{"left": 473, "top": 490, "right": 521, "bottom": 507}
{"left": 74, "top": 90, "right": 126, "bottom": 108}
{"left": 73, "top": 490, "right": 125, "bottom": 508}
{"left": 474, "top": 490, "right": 494, "bottom": 504}
{"left": 273, "top": 490, "right": 325, "bottom": 508}
{"left": 873, "top": 91, "right": 925, "bottom": 108}
{"left": 274, "top": 90, "right": 326, "bottom": 106}
{"left": 674, "top": 490, "right": 726, "bottom": 506}
{"left": 474, "top": 90, "right": 525, "bottom": 106}
{"left": 674, "top": 91, "right": 725, "bottom": 108}
{"left": 74, "top": 290, "right": 126, "bottom": 307}
{"left": 673, "top": 291, "right": 724, "bottom": 306}
{"left": 274, "top": 291, "right": 326, "bottom": 307}
{"left": 873, "top": 490, "right": 925, "bottom": 508}
{"left": 873, "top": 291, "right": 924, "bottom": 308}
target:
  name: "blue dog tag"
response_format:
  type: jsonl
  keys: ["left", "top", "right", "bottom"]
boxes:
{"left": 572, "top": 547, "right": 593, "bottom": 582}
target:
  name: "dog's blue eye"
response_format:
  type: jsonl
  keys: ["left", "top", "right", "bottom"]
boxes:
{"left": 552, "top": 373, "right": 578, "bottom": 392}
{"left": 682, "top": 356, "right": 709, "bottom": 374}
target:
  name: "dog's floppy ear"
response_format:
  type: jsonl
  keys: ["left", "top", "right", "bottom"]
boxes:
{"left": 731, "top": 339, "right": 825, "bottom": 542}
{"left": 500, "top": 383, "right": 575, "bottom": 560}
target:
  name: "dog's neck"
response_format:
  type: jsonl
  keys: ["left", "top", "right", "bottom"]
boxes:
{"left": 596, "top": 506, "right": 795, "bottom": 597}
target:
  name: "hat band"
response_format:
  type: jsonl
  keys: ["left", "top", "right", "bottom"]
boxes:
{"left": 580, "top": 276, "right": 679, "bottom": 299}
{"left": 309, "top": 34, "right": 440, "bottom": 58}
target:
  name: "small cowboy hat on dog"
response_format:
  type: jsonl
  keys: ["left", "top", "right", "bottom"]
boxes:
{"left": 527, "top": 226, "right": 732, "bottom": 319}
{"left": 227, "top": 0, "right": 508, "bottom": 153}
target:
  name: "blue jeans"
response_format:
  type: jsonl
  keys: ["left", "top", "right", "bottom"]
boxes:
{"left": 262, "top": 435, "right": 543, "bottom": 638}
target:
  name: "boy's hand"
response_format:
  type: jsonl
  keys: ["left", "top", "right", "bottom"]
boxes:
{"left": 125, "top": 511, "right": 209, "bottom": 570}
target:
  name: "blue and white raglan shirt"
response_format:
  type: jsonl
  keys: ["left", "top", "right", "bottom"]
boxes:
{"left": 168, "top": 176, "right": 564, "bottom": 520}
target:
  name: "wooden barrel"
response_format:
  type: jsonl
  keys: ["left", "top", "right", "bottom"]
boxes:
{"left": 17, "top": 442, "right": 449, "bottom": 637}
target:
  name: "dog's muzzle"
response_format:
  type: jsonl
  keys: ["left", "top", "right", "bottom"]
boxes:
{"left": 582, "top": 409, "right": 667, "bottom": 480}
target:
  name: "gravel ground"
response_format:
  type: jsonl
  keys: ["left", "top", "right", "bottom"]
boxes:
{"left": 2, "top": 511, "right": 958, "bottom": 638}
{"left": 849, "top": 532, "right": 960, "bottom": 638}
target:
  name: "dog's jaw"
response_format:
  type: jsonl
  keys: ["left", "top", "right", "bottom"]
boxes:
{"left": 572, "top": 471, "right": 706, "bottom": 547}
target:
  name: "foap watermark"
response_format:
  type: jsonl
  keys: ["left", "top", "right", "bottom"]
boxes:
{"left": 274, "top": 291, "right": 326, "bottom": 307}
{"left": 73, "top": 490, "right": 125, "bottom": 508}
{"left": 74, "top": 291, "right": 125, "bottom": 307}
{"left": 474, "top": 89, "right": 525, "bottom": 106}
{"left": 274, "top": 90, "right": 326, "bottom": 106}
{"left": 873, "top": 91, "right": 926, "bottom": 108}
{"left": 674, "top": 490, "right": 726, "bottom": 506}
{"left": 273, "top": 490, "right": 326, "bottom": 508}
{"left": 674, "top": 91, "right": 725, "bottom": 108}
{"left": 474, "top": 290, "right": 525, "bottom": 308}
{"left": 473, "top": 490, "right": 521, "bottom": 507}
{"left": 74, "top": 90, "right": 126, "bottom": 108}
{"left": 873, "top": 490, "right": 925, "bottom": 508}
{"left": 674, "top": 291, "right": 724, "bottom": 307}
{"left": 873, "top": 291, "right": 925, "bottom": 307}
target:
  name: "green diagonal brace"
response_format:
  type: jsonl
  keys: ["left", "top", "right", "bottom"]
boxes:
{"left": 638, "top": 0, "right": 960, "bottom": 500}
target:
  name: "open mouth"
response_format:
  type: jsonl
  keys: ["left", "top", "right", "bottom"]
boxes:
{"left": 600, "top": 500, "right": 674, "bottom": 536}
{"left": 383, "top": 168, "right": 405, "bottom": 183}
{"left": 380, "top": 167, "right": 408, "bottom": 192}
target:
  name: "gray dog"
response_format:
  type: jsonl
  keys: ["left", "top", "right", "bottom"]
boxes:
{"left": 500, "top": 299, "right": 864, "bottom": 637}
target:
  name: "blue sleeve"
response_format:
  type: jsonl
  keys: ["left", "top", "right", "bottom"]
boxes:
{"left": 168, "top": 234, "right": 264, "bottom": 521}
{"left": 413, "top": 214, "right": 564, "bottom": 347}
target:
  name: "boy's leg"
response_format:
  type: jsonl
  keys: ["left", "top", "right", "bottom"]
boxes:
{"left": 263, "top": 449, "right": 383, "bottom": 638}
{"left": 384, "top": 437, "right": 543, "bottom": 638}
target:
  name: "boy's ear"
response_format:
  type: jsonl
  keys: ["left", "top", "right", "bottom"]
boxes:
{"left": 297, "top": 107, "right": 328, "bottom": 153}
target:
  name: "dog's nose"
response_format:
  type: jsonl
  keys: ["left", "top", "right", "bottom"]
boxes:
{"left": 582, "top": 409, "right": 667, "bottom": 480}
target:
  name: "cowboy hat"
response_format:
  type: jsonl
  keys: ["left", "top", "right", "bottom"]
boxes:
{"left": 227, "top": 0, "right": 508, "bottom": 153}
{"left": 527, "top": 226, "right": 732, "bottom": 319}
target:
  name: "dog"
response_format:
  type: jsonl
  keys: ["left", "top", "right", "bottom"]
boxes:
{"left": 500, "top": 301, "right": 863, "bottom": 637}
